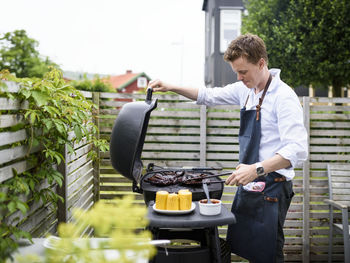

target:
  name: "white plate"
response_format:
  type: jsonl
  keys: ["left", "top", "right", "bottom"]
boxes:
{"left": 43, "top": 236, "right": 61, "bottom": 250}
{"left": 43, "top": 236, "right": 155, "bottom": 263}
{"left": 152, "top": 202, "right": 196, "bottom": 215}
{"left": 43, "top": 236, "right": 170, "bottom": 249}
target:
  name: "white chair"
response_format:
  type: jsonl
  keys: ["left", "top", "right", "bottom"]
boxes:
{"left": 324, "top": 164, "right": 350, "bottom": 263}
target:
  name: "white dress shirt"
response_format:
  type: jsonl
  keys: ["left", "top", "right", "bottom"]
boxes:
{"left": 196, "top": 68, "right": 308, "bottom": 180}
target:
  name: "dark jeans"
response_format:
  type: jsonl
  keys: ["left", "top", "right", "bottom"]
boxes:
{"left": 276, "top": 180, "right": 294, "bottom": 263}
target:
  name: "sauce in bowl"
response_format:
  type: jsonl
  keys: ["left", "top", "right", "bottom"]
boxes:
{"left": 199, "top": 199, "right": 222, "bottom": 215}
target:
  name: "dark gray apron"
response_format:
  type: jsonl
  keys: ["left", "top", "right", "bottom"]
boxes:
{"left": 226, "top": 75, "right": 292, "bottom": 263}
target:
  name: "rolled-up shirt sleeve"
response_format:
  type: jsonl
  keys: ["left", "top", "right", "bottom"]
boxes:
{"left": 275, "top": 91, "right": 308, "bottom": 168}
{"left": 196, "top": 83, "right": 243, "bottom": 107}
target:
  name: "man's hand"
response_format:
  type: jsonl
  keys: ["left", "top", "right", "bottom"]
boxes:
{"left": 148, "top": 79, "right": 199, "bottom": 100}
{"left": 225, "top": 164, "right": 258, "bottom": 186}
{"left": 148, "top": 79, "right": 173, "bottom": 93}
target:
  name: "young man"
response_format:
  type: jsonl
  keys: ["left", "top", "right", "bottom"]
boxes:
{"left": 148, "top": 33, "right": 308, "bottom": 263}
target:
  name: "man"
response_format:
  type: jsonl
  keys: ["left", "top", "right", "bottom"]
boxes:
{"left": 148, "top": 33, "right": 308, "bottom": 263}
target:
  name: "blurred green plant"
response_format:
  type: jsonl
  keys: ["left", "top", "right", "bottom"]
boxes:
{"left": 71, "top": 75, "right": 115, "bottom": 93}
{"left": 11, "top": 195, "right": 156, "bottom": 263}
{"left": 0, "top": 68, "right": 109, "bottom": 262}
{"left": 0, "top": 30, "right": 58, "bottom": 78}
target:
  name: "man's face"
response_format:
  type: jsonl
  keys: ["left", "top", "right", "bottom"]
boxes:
{"left": 229, "top": 57, "right": 264, "bottom": 89}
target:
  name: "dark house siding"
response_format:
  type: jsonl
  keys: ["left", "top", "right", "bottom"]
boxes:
{"left": 314, "top": 87, "right": 329, "bottom": 97}
{"left": 202, "top": 0, "right": 244, "bottom": 88}
{"left": 294, "top": 86, "right": 309, "bottom": 97}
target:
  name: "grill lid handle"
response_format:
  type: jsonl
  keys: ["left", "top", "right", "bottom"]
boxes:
{"left": 146, "top": 87, "right": 153, "bottom": 102}
{"left": 132, "top": 181, "right": 143, "bottom": 194}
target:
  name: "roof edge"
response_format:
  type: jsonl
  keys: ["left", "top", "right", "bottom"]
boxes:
{"left": 118, "top": 72, "right": 151, "bottom": 90}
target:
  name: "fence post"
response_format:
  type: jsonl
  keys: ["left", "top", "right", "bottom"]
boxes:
{"left": 200, "top": 105, "right": 207, "bottom": 167}
{"left": 57, "top": 144, "right": 68, "bottom": 223}
{"left": 302, "top": 96, "right": 311, "bottom": 262}
{"left": 92, "top": 92, "right": 100, "bottom": 202}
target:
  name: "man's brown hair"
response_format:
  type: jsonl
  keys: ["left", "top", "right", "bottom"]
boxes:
{"left": 223, "top": 33, "right": 268, "bottom": 65}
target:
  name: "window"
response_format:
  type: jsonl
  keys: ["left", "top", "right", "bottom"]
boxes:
{"left": 205, "top": 12, "right": 210, "bottom": 57}
{"left": 211, "top": 15, "right": 215, "bottom": 54}
{"left": 220, "top": 9, "right": 241, "bottom": 53}
{"left": 137, "top": 77, "right": 147, "bottom": 88}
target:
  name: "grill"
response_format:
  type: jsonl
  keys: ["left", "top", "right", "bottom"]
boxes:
{"left": 109, "top": 88, "right": 226, "bottom": 204}
{"left": 140, "top": 164, "right": 225, "bottom": 204}
{"left": 109, "top": 88, "right": 235, "bottom": 263}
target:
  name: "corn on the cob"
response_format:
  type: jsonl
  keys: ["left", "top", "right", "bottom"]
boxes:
{"left": 178, "top": 189, "right": 190, "bottom": 194}
{"left": 166, "top": 193, "right": 179, "bottom": 210}
{"left": 155, "top": 191, "right": 168, "bottom": 210}
{"left": 179, "top": 190, "right": 192, "bottom": 210}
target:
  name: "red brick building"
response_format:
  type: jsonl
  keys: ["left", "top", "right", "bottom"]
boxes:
{"left": 104, "top": 70, "right": 151, "bottom": 93}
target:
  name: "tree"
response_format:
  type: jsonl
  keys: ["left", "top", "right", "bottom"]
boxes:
{"left": 71, "top": 75, "right": 115, "bottom": 92}
{"left": 242, "top": 0, "right": 350, "bottom": 97}
{"left": 0, "top": 30, "right": 58, "bottom": 78}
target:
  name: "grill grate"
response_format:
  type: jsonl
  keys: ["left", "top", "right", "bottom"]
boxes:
{"left": 140, "top": 165, "right": 224, "bottom": 204}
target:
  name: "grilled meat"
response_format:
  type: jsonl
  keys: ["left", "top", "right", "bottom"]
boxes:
{"left": 145, "top": 171, "right": 208, "bottom": 186}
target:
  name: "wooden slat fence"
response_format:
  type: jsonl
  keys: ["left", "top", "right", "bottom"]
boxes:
{"left": 1, "top": 81, "right": 349, "bottom": 262}
{"left": 98, "top": 92, "right": 350, "bottom": 262}
{"left": 0, "top": 81, "right": 96, "bottom": 238}
{"left": 307, "top": 97, "right": 350, "bottom": 262}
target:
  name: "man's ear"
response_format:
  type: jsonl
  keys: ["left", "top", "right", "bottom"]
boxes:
{"left": 259, "top": 58, "right": 265, "bottom": 70}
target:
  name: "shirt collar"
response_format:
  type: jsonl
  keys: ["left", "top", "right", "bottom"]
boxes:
{"left": 266, "top": 68, "right": 281, "bottom": 93}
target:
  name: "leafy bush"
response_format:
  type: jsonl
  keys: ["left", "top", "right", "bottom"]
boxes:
{"left": 71, "top": 75, "right": 115, "bottom": 93}
{"left": 0, "top": 68, "right": 109, "bottom": 261}
{"left": 11, "top": 195, "right": 156, "bottom": 263}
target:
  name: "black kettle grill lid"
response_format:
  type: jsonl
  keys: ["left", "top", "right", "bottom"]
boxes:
{"left": 110, "top": 88, "right": 157, "bottom": 182}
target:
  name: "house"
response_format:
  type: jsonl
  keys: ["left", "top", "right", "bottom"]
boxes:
{"left": 104, "top": 70, "right": 151, "bottom": 93}
{"left": 202, "top": 0, "right": 244, "bottom": 88}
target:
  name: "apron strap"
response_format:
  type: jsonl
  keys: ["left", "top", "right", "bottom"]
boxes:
{"left": 244, "top": 94, "right": 250, "bottom": 107}
{"left": 256, "top": 74, "right": 272, "bottom": 121}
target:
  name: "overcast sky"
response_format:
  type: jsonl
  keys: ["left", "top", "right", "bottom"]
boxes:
{"left": 0, "top": 0, "right": 205, "bottom": 86}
